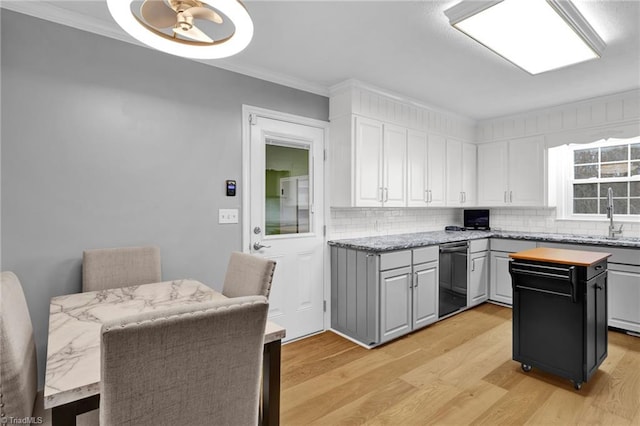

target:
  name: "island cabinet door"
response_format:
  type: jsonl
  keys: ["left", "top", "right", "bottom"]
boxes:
{"left": 585, "top": 273, "right": 608, "bottom": 380}
{"left": 413, "top": 260, "right": 439, "bottom": 329}
{"left": 380, "top": 266, "right": 412, "bottom": 343}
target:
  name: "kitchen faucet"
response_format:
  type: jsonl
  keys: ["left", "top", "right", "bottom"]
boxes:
{"left": 606, "top": 187, "right": 623, "bottom": 239}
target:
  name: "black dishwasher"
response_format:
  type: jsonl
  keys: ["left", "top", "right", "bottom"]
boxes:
{"left": 509, "top": 248, "right": 609, "bottom": 390}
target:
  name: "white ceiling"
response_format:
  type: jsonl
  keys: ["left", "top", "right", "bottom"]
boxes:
{"left": 3, "top": 0, "right": 640, "bottom": 120}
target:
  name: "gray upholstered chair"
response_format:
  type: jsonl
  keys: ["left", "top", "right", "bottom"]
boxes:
{"left": 0, "top": 272, "right": 98, "bottom": 426}
{"left": 99, "top": 295, "right": 269, "bottom": 426}
{"left": 82, "top": 245, "right": 161, "bottom": 292}
{"left": 222, "top": 252, "right": 276, "bottom": 298}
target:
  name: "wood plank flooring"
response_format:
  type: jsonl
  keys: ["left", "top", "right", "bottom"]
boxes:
{"left": 280, "top": 303, "right": 640, "bottom": 425}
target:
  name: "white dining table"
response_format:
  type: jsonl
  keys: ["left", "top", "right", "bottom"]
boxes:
{"left": 44, "top": 279, "right": 285, "bottom": 426}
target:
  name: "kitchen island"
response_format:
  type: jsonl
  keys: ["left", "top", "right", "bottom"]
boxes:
{"left": 509, "top": 247, "right": 611, "bottom": 390}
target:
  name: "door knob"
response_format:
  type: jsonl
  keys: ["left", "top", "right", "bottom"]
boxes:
{"left": 253, "top": 242, "right": 271, "bottom": 250}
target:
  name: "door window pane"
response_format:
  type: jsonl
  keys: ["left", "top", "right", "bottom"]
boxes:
{"left": 265, "top": 141, "right": 310, "bottom": 235}
{"left": 630, "top": 143, "right": 640, "bottom": 160}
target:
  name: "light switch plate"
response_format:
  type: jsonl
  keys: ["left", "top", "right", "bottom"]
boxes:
{"left": 218, "top": 208, "right": 239, "bottom": 224}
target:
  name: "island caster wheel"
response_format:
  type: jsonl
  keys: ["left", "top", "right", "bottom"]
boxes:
{"left": 521, "top": 364, "right": 532, "bottom": 372}
{"left": 573, "top": 381, "right": 582, "bottom": 390}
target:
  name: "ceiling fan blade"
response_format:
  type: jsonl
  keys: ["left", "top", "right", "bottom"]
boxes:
{"left": 140, "top": 0, "right": 177, "bottom": 28}
{"left": 183, "top": 6, "right": 223, "bottom": 24}
{"left": 173, "top": 24, "right": 214, "bottom": 43}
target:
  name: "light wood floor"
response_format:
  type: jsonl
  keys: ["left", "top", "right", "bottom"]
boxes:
{"left": 280, "top": 303, "right": 640, "bottom": 425}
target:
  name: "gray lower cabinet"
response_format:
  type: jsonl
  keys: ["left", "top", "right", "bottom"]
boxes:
{"left": 489, "top": 239, "right": 537, "bottom": 305}
{"left": 608, "top": 265, "right": 640, "bottom": 333}
{"left": 468, "top": 239, "right": 489, "bottom": 307}
{"left": 413, "top": 260, "right": 439, "bottom": 329}
{"left": 380, "top": 266, "right": 412, "bottom": 342}
{"left": 331, "top": 246, "right": 438, "bottom": 346}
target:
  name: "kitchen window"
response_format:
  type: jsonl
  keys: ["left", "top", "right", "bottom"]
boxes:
{"left": 568, "top": 138, "right": 640, "bottom": 217}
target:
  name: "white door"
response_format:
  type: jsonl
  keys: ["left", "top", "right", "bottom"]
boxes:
{"left": 245, "top": 109, "right": 326, "bottom": 342}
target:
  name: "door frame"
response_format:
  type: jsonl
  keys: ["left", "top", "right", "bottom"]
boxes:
{"left": 241, "top": 105, "right": 332, "bottom": 333}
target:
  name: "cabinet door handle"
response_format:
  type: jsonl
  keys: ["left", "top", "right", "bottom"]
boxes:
{"left": 463, "top": 192, "right": 466, "bottom": 203}
{"left": 428, "top": 190, "right": 432, "bottom": 203}
{"left": 424, "top": 190, "right": 428, "bottom": 203}
{"left": 384, "top": 187, "right": 389, "bottom": 202}
{"left": 378, "top": 187, "right": 384, "bottom": 202}
{"left": 471, "top": 259, "right": 475, "bottom": 271}
{"left": 510, "top": 191, "right": 513, "bottom": 203}
{"left": 413, "top": 271, "right": 419, "bottom": 288}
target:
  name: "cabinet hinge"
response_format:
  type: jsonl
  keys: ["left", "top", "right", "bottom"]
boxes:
{"left": 249, "top": 114, "right": 257, "bottom": 125}
{"left": 323, "top": 300, "right": 327, "bottom": 312}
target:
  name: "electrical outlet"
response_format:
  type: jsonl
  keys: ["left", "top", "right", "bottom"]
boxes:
{"left": 218, "top": 208, "right": 239, "bottom": 224}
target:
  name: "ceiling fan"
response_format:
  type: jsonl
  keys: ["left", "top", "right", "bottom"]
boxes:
{"left": 139, "top": 0, "right": 224, "bottom": 43}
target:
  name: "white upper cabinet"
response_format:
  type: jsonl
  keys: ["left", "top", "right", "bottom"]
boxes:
{"left": 354, "top": 116, "right": 406, "bottom": 207}
{"left": 407, "top": 130, "right": 446, "bottom": 207}
{"left": 354, "top": 116, "right": 384, "bottom": 206}
{"left": 477, "top": 142, "right": 508, "bottom": 205}
{"left": 446, "top": 139, "right": 477, "bottom": 206}
{"left": 383, "top": 124, "right": 408, "bottom": 207}
{"left": 478, "top": 136, "right": 545, "bottom": 206}
{"left": 328, "top": 82, "right": 476, "bottom": 207}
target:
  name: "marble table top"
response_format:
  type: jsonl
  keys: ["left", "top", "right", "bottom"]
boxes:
{"left": 44, "top": 279, "right": 285, "bottom": 409}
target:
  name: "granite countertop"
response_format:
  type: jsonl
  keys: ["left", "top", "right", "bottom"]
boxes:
{"left": 327, "top": 230, "right": 640, "bottom": 252}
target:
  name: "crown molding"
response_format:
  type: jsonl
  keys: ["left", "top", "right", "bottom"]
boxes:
{"left": 0, "top": 1, "right": 329, "bottom": 98}
{"left": 330, "top": 79, "right": 477, "bottom": 126}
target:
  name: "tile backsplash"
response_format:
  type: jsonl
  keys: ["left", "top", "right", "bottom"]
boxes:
{"left": 329, "top": 208, "right": 461, "bottom": 239}
{"left": 329, "top": 207, "right": 640, "bottom": 239}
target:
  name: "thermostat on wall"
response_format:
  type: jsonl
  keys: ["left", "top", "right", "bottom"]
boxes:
{"left": 226, "top": 180, "right": 236, "bottom": 196}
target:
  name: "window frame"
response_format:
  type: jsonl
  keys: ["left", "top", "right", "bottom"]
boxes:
{"left": 559, "top": 136, "right": 640, "bottom": 221}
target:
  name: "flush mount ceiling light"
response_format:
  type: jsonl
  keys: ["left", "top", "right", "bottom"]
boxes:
{"left": 107, "top": 0, "right": 253, "bottom": 59}
{"left": 444, "top": 0, "right": 605, "bottom": 75}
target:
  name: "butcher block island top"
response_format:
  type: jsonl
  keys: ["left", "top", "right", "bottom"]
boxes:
{"left": 509, "top": 247, "right": 611, "bottom": 266}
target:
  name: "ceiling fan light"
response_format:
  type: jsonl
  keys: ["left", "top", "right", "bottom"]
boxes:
{"left": 444, "top": 0, "right": 605, "bottom": 74}
{"left": 107, "top": 0, "right": 253, "bottom": 59}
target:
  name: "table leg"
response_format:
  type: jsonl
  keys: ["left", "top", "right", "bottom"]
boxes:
{"left": 262, "top": 339, "right": 281, "bottom": 426}
{"left": 51, "top": 395, "right": 100, "bottom": 426}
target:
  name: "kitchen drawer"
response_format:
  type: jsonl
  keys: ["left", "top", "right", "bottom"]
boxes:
{"left": 470, "top": 239, "right": 489, "bottom": 253}
{"left": 413, "top": 246, "right": 439, "bottom": 265}
{"left": 491, "top": 238, "right": 536, "bottom": 253}
{"left": 380, "top": 250, "right": 412, "bottom": 271}
{"left": 536, "top": 242, "right": 639, "bottom": 266}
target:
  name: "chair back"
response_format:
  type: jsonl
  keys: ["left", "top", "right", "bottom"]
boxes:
{"left": 82, "top": 246, "right": 161, "bottom": 292}
{"left": 222, "top": 252, "right": 276, "bottom": 298}
{"left": 0, "top": 272, "right": 38, "bottom": 420}
{"left": 100, "top": 296, "right": 268, "bottom": 426}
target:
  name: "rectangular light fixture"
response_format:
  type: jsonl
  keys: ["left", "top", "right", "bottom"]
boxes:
{"left": 444, "top": 0, "right": 605, "bottom": 75}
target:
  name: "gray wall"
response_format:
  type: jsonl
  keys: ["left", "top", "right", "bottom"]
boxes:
{"left": 0, "top": 10, "right": 328, "bottom": 386}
